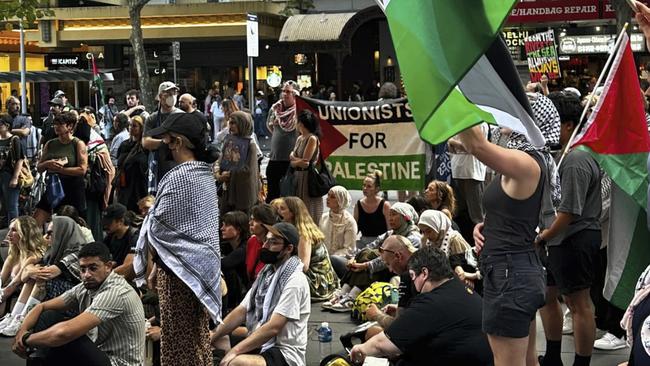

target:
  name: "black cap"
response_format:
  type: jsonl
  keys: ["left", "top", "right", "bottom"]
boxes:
{"left": 263, "top": 222, "right": 300, "bottom": 246}
{"left": 145, "top": 112, "right": 205, "bottom": 145}
{"left": 102, "top": 203, "right": 127, "bottom": 224}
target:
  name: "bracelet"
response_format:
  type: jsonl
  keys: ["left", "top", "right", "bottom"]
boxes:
{"left": 22, "top": 330, "right": 33, "bottom": 347}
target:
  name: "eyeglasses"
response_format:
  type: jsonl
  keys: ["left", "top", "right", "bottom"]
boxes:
{"left": 378, "top": 247, "right": 396, "bottom": 255}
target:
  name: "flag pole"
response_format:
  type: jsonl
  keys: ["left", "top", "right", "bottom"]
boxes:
{"left": 557, "top": 22, "right": 629, "bottom": 168}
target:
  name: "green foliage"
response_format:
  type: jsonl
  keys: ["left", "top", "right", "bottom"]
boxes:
{"left": 0, "top": 0, "right": 54, "bottom": 27}
{"left": 280, "top": 0, "right": 315, "bottom": 16}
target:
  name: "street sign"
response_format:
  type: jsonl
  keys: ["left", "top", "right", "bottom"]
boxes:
{"left": 45, "top": 54, "right": 87, "bottom": 69}
{"left": 172, "top": 41, "right": 180, "bottom": 61}
{"left": 247, "top": 13, "right": 258, "bottom": 58}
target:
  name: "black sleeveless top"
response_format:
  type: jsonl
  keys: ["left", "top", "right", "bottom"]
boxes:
{"left": 356, "top": 199, "right": 388, "bottom": 237}
{"left": 481, "top": 153, "right": 545, "bottom": 256}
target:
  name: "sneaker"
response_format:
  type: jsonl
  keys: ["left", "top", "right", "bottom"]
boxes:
{"left": 321, "top": 290, "right": 343, "bottom": 310}
{"left": 330, "top": 297, "right": 354, "bottom": 313}
{"left": 594, "top": 332, "right": 627, "bottom": 350}
{"left": 0, "top": 314, "right": 14, "bottom": 333}
{"left": 0, "top": 315, "right": 23, "bottom": 337}
{"left": 562, "top": 309, "right": 573, "bottom": 335}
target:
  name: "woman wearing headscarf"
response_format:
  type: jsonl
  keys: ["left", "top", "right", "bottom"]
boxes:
{"left": 133, "top": 112, "right": 221, "bottom": 366}
{"left": 320, "top": 186, "right": 358, "bottom": 278}
{"left": 216, "top": 111, "right": 260, "bottom": 215}
{"left": 418, "top": 210, "right": 479, "bottom": 288}
{"left": 324, "top": 202, "right": 421, "bottom": 312}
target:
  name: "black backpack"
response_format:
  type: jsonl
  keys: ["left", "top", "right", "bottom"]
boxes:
{"left": 86, "top": 147, "right": 108, "bottom": 197}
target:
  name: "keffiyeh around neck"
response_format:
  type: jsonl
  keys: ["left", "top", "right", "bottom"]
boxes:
{"left": 271, "top": 100, "right": 297, "bottom": 132}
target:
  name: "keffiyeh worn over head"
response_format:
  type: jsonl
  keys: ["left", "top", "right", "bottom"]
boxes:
{"left": 621, "top": 264, "right": 650, "bottom": 353}
{"left": 134, "top": 161, "right": 223, "bottom": 322}
{"left": 271, "top": 100, "right": 296, "bottom": 132}
{"left": 247, "top": 256, "right": 303, "bottom": 352}
{"left": 329, "top": 185, "right": 351, "bottom": 210}
{"left": 527, "top": 92, "right": 561, "bottom": 147}
{"left": 418, "top": 209, "right": 454, "bottom": 254}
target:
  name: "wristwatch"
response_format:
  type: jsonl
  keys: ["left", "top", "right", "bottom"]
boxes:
{"left": 22, "top": 330, "right": 33, "bottom": 348}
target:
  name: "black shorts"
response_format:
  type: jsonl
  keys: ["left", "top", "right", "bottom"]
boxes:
{"left": 261, "top": 347, "right": 287, "bottom": 366}
{"left": 480, "top": 251, "right": 546, "bottom": 338}
{"left": 548, "top": 230, "right": 601, "bottom": 295}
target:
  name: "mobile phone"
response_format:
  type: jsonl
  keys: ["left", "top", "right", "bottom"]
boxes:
{"left": 627, "top": 0, "right": 639, "bottom": 12}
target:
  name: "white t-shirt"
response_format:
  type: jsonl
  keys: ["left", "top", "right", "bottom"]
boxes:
{"left": 241, "top": 269, "right": 311, "bottom": 366}
{"left": 450, "top": 123, "right": 488, "bottom": 181}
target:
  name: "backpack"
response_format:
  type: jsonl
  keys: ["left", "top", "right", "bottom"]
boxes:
{"left": 350, "top": 282, "right": 398, "bottom": 322}
{"left": 8, "top": 136, "right": 33, "bottom": 189}
{"left": 86, "top": 148, "right": 108, "bottom": 197}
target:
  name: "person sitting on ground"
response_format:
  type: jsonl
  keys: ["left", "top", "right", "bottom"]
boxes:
{"left": 362, "top": 235, "right": 418, "bottom": 341}
{"left": 354, "top": 170, "right": 391, "bottom": 245}
{"left": 102, "top": 203, "right": 139, "bottom": 280}
{"left": 210, "top": 222, "right": 310, "bottom": 366}
{"left": 350, "top": 247, "right": 493, "bottom": 366}
{"left": 0, "top": 217, "right": 47, "bottom": 336}
{"left": 12, "top": 242, "right": 145, "bottom": 365}
{"left": 418, "top": 209, "right": 479, "bottom": 289}
{"left": 56, "top": 205, "right": 94, "bottom": 244}
{"left": 246, "top": 204, "right": 278, "bottom": 282}
{"left": 221, "top": 211, "right": 252, "bottom": 316}
{"left": 137, "top": 195, "right": 154, "bottom": 217}
{"left": 423, "top": 180, "right": 456, "bottom": 220}
{"left": 324, "top": 203, "right": 421, "bottom": 312}
{"left": 320, "top": 185, "right": 358, "bottom": 278}
{"left": 278, "top": 197, "right": 339, "bottom": 302}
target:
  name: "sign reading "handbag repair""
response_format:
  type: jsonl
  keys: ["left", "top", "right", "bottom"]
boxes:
{"left": 296, "top": 97, "right": 425, "bottom": 191}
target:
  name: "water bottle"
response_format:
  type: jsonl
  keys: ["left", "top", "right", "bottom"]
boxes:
{"left": 318, "top": 321, "right": 333, "bottom": 359}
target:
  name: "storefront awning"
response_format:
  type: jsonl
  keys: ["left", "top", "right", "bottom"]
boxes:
{"left": 0, "top": 69, "right": 112, "bottom": 83}
{"left": 279, "top": 12, "right": 357, "bottom": 42}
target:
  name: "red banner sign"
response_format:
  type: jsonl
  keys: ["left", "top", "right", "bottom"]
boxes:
{"left": 508, "top": 0, "right": 600, "bottom": 23}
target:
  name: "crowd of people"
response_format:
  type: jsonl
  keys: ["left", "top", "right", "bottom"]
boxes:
{"left": 0, "top": 61, "right": 648, "bottom": 366}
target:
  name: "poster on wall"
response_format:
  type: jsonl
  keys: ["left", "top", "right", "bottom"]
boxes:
{"left": 524, "top": 30, "right": 561, "bottom": 82}
{"left": 296, "top": 97, "right": 426, "bottom": 191}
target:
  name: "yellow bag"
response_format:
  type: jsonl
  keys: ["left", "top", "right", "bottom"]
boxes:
{"left": 351, "top": 282, "right": 398, "bottom": 322}
{"left": 18, "top": 160, "right": 33, "bottom": 188}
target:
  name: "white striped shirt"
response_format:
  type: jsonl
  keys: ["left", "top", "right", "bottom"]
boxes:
{"left": 62, "top": 271, "right": 145, "bottom": 366}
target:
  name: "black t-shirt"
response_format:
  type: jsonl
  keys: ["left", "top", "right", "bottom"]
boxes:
{"left": 144, "top": 109, "right": 184, "bottom": 181}
{"left": 104, "top": 227, "right": 138, "bottom": 266}
{"left": 385, "top": 278, "right": 493, "bottom": 366}
{"left": 0, "top": 136, "right": 25, "bottom": 173}
{"left": 398, "top": 272, "right": 416, "bottom": 308}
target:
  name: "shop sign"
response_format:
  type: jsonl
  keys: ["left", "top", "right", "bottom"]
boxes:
{"left": 602, "top": 0, "right": 650, "bottom": 18}
{"left": 502, "top": 28, "right": 530, "bottom": 61}
{"left": 45, "top": 54, "right": 87, "bottom": 69}
{"left": 508, "top": 0, "right": 600, "bottom": 23}
{"left": 524, "top": 30, "right": 561, "bottom": 82}
{"left": 558, "top": 34, "right": 646, "bottom": 54}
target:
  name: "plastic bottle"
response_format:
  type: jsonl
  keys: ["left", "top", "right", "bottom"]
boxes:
{"left": 318, "top": 321, "right": 333, "bottom": 359}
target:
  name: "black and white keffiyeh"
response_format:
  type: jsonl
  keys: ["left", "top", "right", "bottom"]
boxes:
{"left": 246, "top": 256, "right": 303, "bottom": 351}
{"left": 528, "top": 92, "right": 561, "bottom": 147}
{"left": 134, "top": 161, "right": 223, "bottom": 322}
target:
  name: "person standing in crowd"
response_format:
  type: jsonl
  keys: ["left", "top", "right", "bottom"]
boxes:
{"left": 214, "top": 99, "right": 241, "bottom": 148}
{"left": 142, "top": 81, "right": 183, "bottom": 195}
{"left": 279, "top": 197, "right": 339, "bottom": 302}
{"left": 423, "top": 180, "right": 456, "bottom": 220}
{"left": 98, "top": 96, "right": 118, "bottom": 140}
{"left": 289, "top": 110, "right": 324, "bottom": 222}
{"left": 109, "top": 113, "right": 130, "bottom": 168}
{"left": 34, "top": 112, "right": 88, "bottom": 227}
{"left": 460, "top": 120, "right": 551, "bottom": 366}
{"left": 216, "top": 111, "right": 260, "bottom": 215}
{"left": 115, "top": 115, "right": 148, "bottom": 213}
{"left": 134, "top": 112, "right": 221, "bottom": 366}
{"left": 204, "top": 88, "right": 215, "bottom": 119}
{"left": 210, "top": 91, "right": 225, "bottom": 140}
{"left": 354, "top": 170, "right": 391, "bottom": 244}
{"left": 447, "top": 123, "right": 488, "bottom": 241}
{"left": 40, "top": 98, "right": 64, "bottom": 147}
{"left": 233, "top": 88, "right": 245, "bottom": 111}
{"left": 320, "top": 185, "right": 358, "bottom": 278}
{"left": 221, "top": 211, "right": 252, "bottom": 316}
{"left": 246, "top": 204, "right": 277, "bottom": 282}
{"left": 210, "top": 222, "right": 310, "bottom": 366}
{"left": 535, "top": 91, "right": 602, "bottom": 366}
{"left": 102, "top": 203, "right": 139, "bottom": 276}
{"left": 6, "top": 96, "right": 31, "bottom": 150}
{"left": 266, "top": 81, "right": 298, "bottom": 202}
{"left": 54, "top": 90, "right": 71, "bottom": 111}
{"left": 120, "top": 89, "right": 150, "bottom": 121}
{"left": 12, "top": 242, "right": 145, "bottom": 365}
{"left": 350, "top": 247, "right": 493, "bottom": 366}
{"left": 179, "top": 93, "right": 209, "bottom": 138}
{"left": 0, "top": 116, "right": 26, "bottom": 226}
{"left": 253, "top": 91, "right": 269, "bottom": 138}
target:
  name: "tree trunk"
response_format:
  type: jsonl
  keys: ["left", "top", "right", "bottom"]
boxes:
{"left": 128, "top": 0, "right": 154, "bottom": 110}
{"left": 612, "top": 0, "right": 634, "bottom": 35}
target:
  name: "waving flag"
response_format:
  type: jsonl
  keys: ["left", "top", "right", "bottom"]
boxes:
{"left": 376, "top": 0, "right": 545, "bottom": 147}
{"left": 92, "top": 56, "right": 105, "bottom": 106}
{"left": 572, "top": 32, "right": 650, "bottom": 309}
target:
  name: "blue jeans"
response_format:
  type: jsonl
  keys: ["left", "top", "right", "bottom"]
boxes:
{"left": 0, "top": 170, "right": 19, "bottom": 224}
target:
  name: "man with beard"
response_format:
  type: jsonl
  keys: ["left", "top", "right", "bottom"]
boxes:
{"left": 12, "top": 242, "right": 145, "bottom": 365}
{"left": 6, "top": 96, "right": 31, "bottom": 150}
{"left": 211, "top": 222, "right": 310, "bottom": 366}
{"left": 120, "top": 89, "right": 150, "bottom": 121}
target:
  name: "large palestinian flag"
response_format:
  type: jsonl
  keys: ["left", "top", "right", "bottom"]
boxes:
{"left": 376, "top": 0, "right": 545, "bottom": 147}
{"left": 572, "top": 33, "right": 650, "bottom": 308}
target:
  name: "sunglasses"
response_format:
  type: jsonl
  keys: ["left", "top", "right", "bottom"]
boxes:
{"left": 378, "top": 247, "right": 396, "bottom": 255}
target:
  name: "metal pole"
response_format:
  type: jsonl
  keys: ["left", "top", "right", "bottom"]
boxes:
{"left": 248, "top": 56, "right": 254, "bottom": 110}
{"left": 173, "top": 55, "right": 177, "bottom": 84}
{"left": 19, "top": 21, "right": 27, "bottom": 113}
{"left": 74, "top": 80, "right": 79, "bottom": 107}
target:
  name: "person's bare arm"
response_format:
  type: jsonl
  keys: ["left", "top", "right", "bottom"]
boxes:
{"left": 350, "top": 331, "right": 402, "bottom": 364}
{"left": 298, "top": 237, "right": 312, "bottom": 273}
{"left": 11, "top": 128, "right": 29, "bottom": 138}
{"left": 637, "top": 2, "right": 650, "bottom": 51}
{"left": 142, "top": 136, "right": 161, "bottom": 151}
